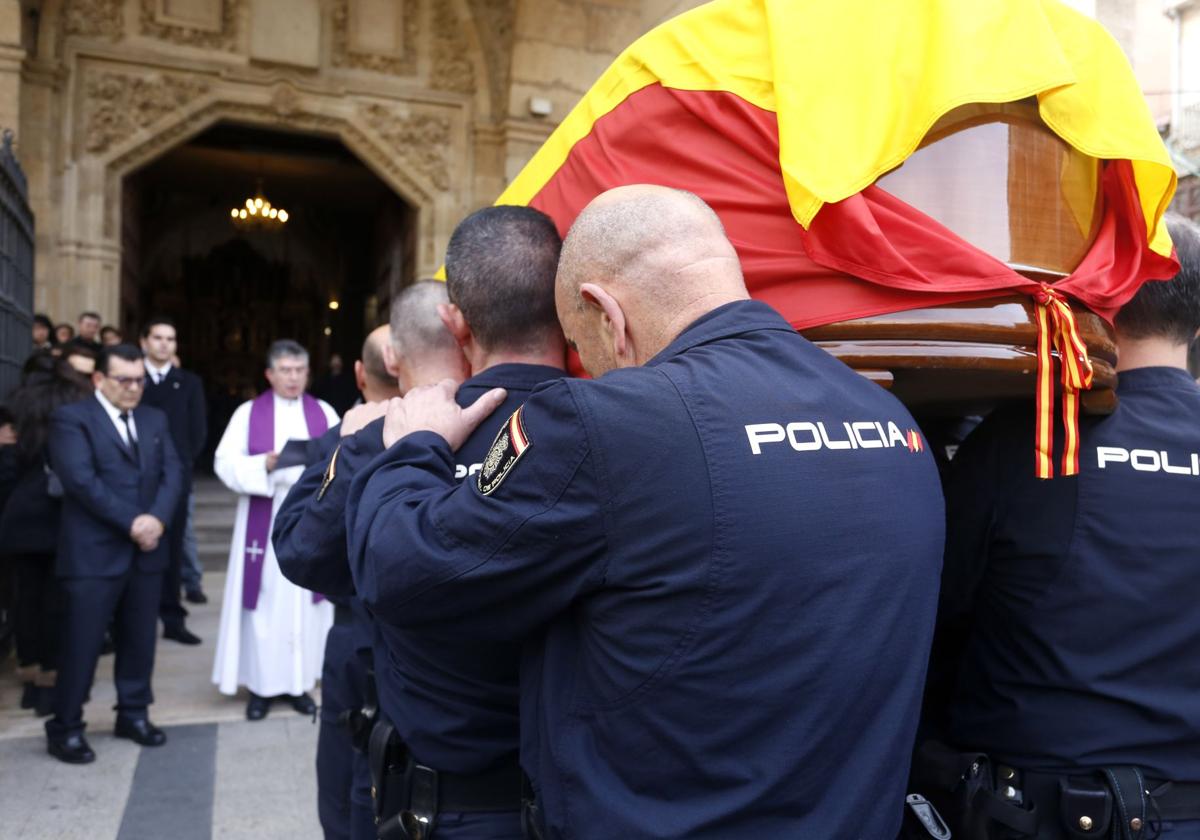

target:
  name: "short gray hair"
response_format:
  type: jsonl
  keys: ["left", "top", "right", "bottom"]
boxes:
{"left": 389, "top": 281, "right": 458, "bottom": 358}
{"left": 266, "top": 339, "right": 309, "bottom": 368}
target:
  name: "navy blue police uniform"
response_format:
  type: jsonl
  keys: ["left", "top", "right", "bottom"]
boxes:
{"left": 283, "top": 363, "right": 565, "bottom": 839}
{"left": 346, "top": 300, "right": 945, "bottom": 839}
{"left": 933, "top": 366, "right": 1200, "bottom": 838}
{"left": 275, "top": 422, "right": 377, "bottom": 840}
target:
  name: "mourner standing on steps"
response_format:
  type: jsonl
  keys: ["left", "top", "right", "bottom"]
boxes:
{"left": 139, "top": 316, "right": 208, "bottom": 643}
{"left": 346, "top": 187, "right": 945, "bottom": 839}
{"left": 212, "top": 339, "right": 338, "bottom": 721}
{"left": 922, "top": 215, "right": 1200, "bottom": 839}
{"left": 44, "top": 344, "right": 184, "bottom": 764}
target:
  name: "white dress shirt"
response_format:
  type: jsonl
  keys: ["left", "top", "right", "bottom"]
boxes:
{"left": 145, "top": 360, "right": 172, "bottom": 386}
{"left": 95, "top": 390, "right": 137, "bottom": 447}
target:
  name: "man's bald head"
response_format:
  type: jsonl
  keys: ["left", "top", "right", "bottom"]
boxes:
{"left": 357, "top": 325, "right": 399, "bottom": 402}
{"left": 388, "top": 280, "right": 468, "bottom": 391}
{"left": 557, "top": 185, "right": 743, "bottom": 308}
{"left": 390, "top": 281, "right": 458, "bottom": 358}
{"left": 556, "top": 185, "right": 748, "bottom": 375}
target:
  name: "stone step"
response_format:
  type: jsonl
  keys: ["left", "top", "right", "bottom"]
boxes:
{"left": 194, "top": 509, "right": 237, "bottom": 525}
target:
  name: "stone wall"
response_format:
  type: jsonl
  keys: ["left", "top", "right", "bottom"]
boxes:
{"left": 3, "top": 0, "right": 697, "bottom": 322}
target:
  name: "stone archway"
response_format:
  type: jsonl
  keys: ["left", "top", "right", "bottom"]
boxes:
{"left": 35, "top": 65, "right": 475, "bottom": 322}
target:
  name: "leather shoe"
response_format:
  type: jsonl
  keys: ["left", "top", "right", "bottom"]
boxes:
{"left": 246, "top": 693, "right": 271, "bottom": 721}
{"left": 184, "top": 589, "right": 208, "bottom": 605}
{"left": 114, "top": 716, "right": 167, "bottom": 747}
{"left": 290, "top": 692, "right": 317, "bottom": 716}
{"left": 163, "top": 625, "right": 202, "bottom": 645}
{"left": 48, "top": 733, "right": 96, "bottom": 764}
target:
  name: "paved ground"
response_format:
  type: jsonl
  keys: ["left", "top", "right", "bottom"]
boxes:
{"left": 0, "top": 479, "right": 327, "bottom": 839}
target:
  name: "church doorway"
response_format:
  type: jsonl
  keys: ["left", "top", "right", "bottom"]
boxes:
{"left": 121, "top": 122, "right": 416, "bottom": 466}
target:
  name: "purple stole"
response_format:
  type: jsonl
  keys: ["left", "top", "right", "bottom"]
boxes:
{"left": 243, "top": 390, "right": 329, "bottom": 610}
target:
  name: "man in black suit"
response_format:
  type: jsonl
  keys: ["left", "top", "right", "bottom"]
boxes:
{"left": 65, "top": 310, "right": 103, "bottom": 355}
{"left": 46, "top": 344, "right": 184, "bottom": 763}
{"left": 140, "top": 317, "right": 208, "bottom": 641}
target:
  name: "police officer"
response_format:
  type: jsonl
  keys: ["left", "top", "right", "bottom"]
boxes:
{"left": 275, "top": 287, "right": 468, "bottom": 840}
{"left": 926, "top": 215, "right": 1200, "bottom": 839}
{"left": 346, "top": 185, "right": 946, "bottom": 838}
{"left": 299, "top": 206, "right": 568, "bottom": 839}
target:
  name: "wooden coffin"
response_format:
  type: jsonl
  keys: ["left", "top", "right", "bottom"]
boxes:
{"left": 801, "top": 101, "right": 1118, "bottom": 417}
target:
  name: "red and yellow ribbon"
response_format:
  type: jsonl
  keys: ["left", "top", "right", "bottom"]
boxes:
{"left": 1032, "top": 285, "right": 1094, "bottom": 478}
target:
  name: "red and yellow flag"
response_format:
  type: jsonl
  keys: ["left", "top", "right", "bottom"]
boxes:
{"left": 491, "top": 0, "right": 1180, "bottom": 477}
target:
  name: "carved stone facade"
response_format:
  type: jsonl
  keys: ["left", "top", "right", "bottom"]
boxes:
{"left": 359, "top": 104, "right": 451, "bottom": 191}
{"left": 138, "top": 0, "right": 242, "bottom": 49}
{"left": 83, "top": 70, "right": 211, "bottom": 154}
{"left": 2, "top": 0, "right": 705, "bottom": 320}
{"left": 65, "top": 0, "right": 124, "bottom": 39}
{"left": 430, "top": 1, "right": 475, "bottom": 95}
{"left": 330, "top": 0, "right": 418, "bottom": 76}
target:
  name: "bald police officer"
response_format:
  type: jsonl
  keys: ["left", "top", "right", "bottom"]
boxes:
{"left": 275, "top": 287, "right": 468, "bottom": 840}
{"left": 346, "top": 185, "right": 946, "bottom": 838}
{"left": 329, "top": 208, "right": 568, "bottom": 839}
{"left": 927, "top": 215, "right": 1200, "bottom": 839}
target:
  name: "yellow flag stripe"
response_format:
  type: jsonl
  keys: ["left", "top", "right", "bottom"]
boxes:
{"left": 497, "top": 0, "right": 1174, "bottom": 258}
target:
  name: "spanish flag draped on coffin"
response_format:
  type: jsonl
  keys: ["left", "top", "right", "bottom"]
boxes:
{"left": 494, "top": 0, "right": 1180, "bottom": 478}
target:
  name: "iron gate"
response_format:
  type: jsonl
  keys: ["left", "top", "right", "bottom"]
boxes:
{"left": 0, "top": 128, "right": 33, "bottom": 399}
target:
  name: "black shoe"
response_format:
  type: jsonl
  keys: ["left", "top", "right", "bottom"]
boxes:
{"left": 34, "top": 687, "right": 55, "bottom": 718}
{"left": 163, "top": 625, "right": 202, "bottom": 645}
{"left": 20, "top": 682, "right": 36, "bottom": 709}
{"left": 246, "top": 693, "right": 271, "bottom": 721}
{"left": 48, "top": 733, "right": 96, "bottom": 764}
{"left": 184, "top": 589, "right": 208, "bottom": 605}
{"left": 289, "top": 692, "right": 317, "bottom": 716}
{"left": 114, "top": 716, "right": 167, "bottom": 747}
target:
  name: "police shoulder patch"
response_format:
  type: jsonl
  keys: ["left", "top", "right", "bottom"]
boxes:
{"left": 478, "top": 406, "right": 531, "bottom": 495}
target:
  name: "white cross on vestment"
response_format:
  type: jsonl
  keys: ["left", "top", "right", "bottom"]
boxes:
{"left": 245, "top": 540, "right": 265, "bottom": 562}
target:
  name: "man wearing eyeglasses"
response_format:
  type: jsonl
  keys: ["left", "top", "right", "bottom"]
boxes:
{"left": 44, "top": 343, "right": 184, "bottom": 764}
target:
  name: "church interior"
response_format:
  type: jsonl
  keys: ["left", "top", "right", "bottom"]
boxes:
{"left": 122, "top": 122, "right": 413, "bottom": 449}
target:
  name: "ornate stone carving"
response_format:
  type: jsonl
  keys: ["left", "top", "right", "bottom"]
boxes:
{"left": 64, "top": 0, "right": 125, "bottom": 40}
{"left": 269, "top": 83, "right": 301, "bottom": 119}
{"left": 358, "top": 104, "right": 451, "bottom": 190}
{"left": 83, "top": 71, "right": 211, "bottom": 154}
{"left": 466, "top": 0, "right": 515, "bottom": 119}
{"left": 431, "top": 2, "right": 475, "bottom": 94}
{"left": 139, "top": 0, "right": 242, "bottom": 49}
{"left": 331, "top": 0, "right": 418, "bottom": 76}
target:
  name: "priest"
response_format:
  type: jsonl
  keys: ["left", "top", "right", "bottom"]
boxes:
{"left": 212, "top": 339, "right": 339, "bottom": 719}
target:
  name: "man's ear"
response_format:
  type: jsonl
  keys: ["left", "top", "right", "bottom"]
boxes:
{"left": 579, "top": 282, "right": 628, "bottom": 362}
{"left": 437, "top": 303, "right": 473, "bottom": 349}
{"left": 354, "top": 360, "right": 367, "bottom": 393}
{"left": 91, "top": 371, "right": 104, "bottom": 389}
{"left": 382, "top": 342, "right": 400, "bottom": 378}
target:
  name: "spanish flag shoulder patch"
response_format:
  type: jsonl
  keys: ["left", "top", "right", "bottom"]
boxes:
{"left": 478, "top": 406, "right": 531, "bottom": 496}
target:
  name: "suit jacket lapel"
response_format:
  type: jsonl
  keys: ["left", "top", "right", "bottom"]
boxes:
{"left": 132, "top": 406, "right": 150, "bottom": 472}
{"left": 89, "top": 396, "right": 137, "bottom": 464}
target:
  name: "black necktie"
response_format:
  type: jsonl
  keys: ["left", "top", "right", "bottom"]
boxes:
{"left": 119, "top": 412, "right": 139, "bottom": 460}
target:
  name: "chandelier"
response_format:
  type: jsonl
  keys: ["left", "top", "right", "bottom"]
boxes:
{"left": 230, "top": 182, "right": 288, "bottom": 227}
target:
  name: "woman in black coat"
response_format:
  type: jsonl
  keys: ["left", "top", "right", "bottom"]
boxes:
{"left": 0, "top": 353, "right": 90, "bottom": 714}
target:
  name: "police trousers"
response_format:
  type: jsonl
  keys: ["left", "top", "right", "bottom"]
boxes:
{"left": 318, "top": 620, "right": 374, "bottom": 840}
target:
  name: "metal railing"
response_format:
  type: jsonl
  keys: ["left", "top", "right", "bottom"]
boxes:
{"left": 0, "top": 128, "right": 34, "bottom": 399}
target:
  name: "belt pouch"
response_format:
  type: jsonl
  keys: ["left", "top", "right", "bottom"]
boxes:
{"left": 1060, "top": 777, "right": 1112, "bottom": 838}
